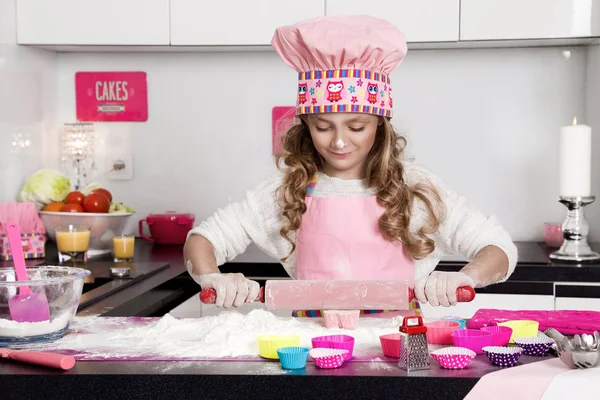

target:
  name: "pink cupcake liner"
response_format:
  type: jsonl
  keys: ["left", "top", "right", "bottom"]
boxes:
{"left": 309, "top": 348, "right": 348, "bottom": 369}
{"left": 311, "top": 334, "right": 355, "bottom": 360}
{"left": 451, "top": 329, "right": 494, "bottom": 354}
{"left": 431, "top": 347, "right": 476, "bottom": 369}
{"left": 481, "top": 326, "right": 513, "bottom": 346}
{"left": 323, "top": 310, "right": 360, "bottom": 330}
{"left": 425, "top": 320, "right": 460, "bottom": 345}
{"left": 379, "top": 333, "right": 401, "bottom": 358}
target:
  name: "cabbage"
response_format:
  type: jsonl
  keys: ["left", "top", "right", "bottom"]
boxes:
{"left": 81, "top": 183, "right": 102, "bottom": 196}
{"left": 18, "top": 169, "right": 71, "bottom": 209}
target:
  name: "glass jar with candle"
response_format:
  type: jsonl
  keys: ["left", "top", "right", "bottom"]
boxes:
{"left": 113, "top": 235, "right": 135, "bottom": 262}
{"left": 55, "top": 225, "right": 91, "bottom": 263}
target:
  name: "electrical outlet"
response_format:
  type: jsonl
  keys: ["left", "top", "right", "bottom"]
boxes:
{"left": 106, "top": 153, "right": 133, "bottom": 180}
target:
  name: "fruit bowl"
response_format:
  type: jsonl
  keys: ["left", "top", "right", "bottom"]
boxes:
{"left": 39, "top": 211, "right": 134, "bottom": 255}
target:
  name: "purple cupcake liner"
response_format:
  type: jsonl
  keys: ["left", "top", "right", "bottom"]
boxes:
{"left": 482, "top": 346, "right": 523, "bottom": 367}
{"left": 513, "top": 337, "right": 555, "bottom": 356}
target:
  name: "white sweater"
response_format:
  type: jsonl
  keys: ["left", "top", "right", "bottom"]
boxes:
{"left": 188, "top": 162, "right": 518, "bottom": 282}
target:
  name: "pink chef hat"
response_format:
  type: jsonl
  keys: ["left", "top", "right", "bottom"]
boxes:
{"left": 271, "top": 15, "right": 407, "bottom": 118}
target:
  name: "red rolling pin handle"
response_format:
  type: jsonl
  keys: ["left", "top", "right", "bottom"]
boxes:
{"left": 408, "top": 286, "right": 476, "bottom": 303}
{"left": 7, "top": 350, "right": 76, "bottom": 370}
{"left": 199, "top": 286, "right": 475, "bottom": 304}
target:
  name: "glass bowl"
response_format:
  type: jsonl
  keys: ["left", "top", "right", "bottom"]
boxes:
{"left": 0, "top": 266, "right": 91, "bottom": 346}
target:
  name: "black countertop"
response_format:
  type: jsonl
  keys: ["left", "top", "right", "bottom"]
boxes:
{"left": 0, "top": 353, "right": 554, "bottom": 400}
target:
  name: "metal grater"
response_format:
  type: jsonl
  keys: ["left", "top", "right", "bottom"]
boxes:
{"left": 398, "top": 316, "right": 430, "bottom": 372}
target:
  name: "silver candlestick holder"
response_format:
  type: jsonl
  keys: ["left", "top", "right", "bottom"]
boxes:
{"left": 549, "top": 196, "right": 600, "bottom": 263}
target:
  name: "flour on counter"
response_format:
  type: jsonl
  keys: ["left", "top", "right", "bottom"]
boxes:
{"left": 0, "top": 313, "right": 71, "bottom": 338}
{"left": 35, "top": 309, "right": 407, "bottom": 359}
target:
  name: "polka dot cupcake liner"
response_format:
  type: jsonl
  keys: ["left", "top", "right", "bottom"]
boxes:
{"left": 482, "top": 346, "right": 523, "bottom": 367}
{"left": 430, "top": 346, "right": 476, "bottom": 369}
{"left": 513, "top": 336, "right": 555, "bottom": 356}
{"left": 309, "top": 348, "right": 348, "bottom": 369}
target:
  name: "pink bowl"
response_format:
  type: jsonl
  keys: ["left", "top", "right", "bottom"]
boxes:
{"left": 309, "top": 348, "right": 348, "bottom": 369}
{"left": 451, "top": 329, "right": 494, "bottom": 354}
{"left": 431, "top": 347, "right": 476, "bottom": 369}
{"left": 425, "top": 320, "right": 460, "bottom": 345}
{"left": 311, "top": 334, "right": 355, "bottom": 361}
{"left": 481, "top": 326, "right": 513, "bottom": 346}
{"left": 379, "top": 333, "right": 401, "bottom": 358}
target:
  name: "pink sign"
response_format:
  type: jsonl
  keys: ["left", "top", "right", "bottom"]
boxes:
{"left": 272, "top": 106, "right": 296, "bottom": 155}
{"left": 75, "top": 71, "right": 148, "bottom": 122}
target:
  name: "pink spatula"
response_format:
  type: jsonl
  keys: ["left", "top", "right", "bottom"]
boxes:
{"left": 0, "top": 348, "right": 75, "bottom": 370}
{"left": 7, "top": 223, "right": 50, "bottom": 322}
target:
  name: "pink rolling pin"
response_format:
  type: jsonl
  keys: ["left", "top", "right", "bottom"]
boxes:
{"left": 0, "top": 348, "right": 76, "bottom": 370}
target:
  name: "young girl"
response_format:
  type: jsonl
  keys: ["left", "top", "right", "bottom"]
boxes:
{"left": 184, "top": 15, "right": 517, "bottom": 317}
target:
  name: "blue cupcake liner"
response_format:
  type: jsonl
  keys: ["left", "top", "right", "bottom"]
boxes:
{"left": 276, "top": 347, "right": 310, "bottom": 370}
{"left": 442, "top": 317, "right": 467, "bottom": 330}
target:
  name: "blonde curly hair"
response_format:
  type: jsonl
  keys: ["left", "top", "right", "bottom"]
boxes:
{"left": 275, "top": 116, "right": 444, "bottom": 263}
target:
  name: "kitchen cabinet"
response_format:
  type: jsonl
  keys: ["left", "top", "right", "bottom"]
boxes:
{"left": 420, "top": 293, "right": 555, "bottom": 319}
{"left": 170, "top": 0, "right": 324, "bottom": 46}
{"left": 326, "top": 0, "right": 459, "bottom": 43}
{"left": 460, "top": 0, "right": 600, "bottom": 41}
{"left": 16, "top": 0, "right": 170, "bottom": 45}
{"left": 555, "top": 283, "right": 600, "bottom": 311}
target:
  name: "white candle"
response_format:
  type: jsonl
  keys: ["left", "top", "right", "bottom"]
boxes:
{"left": 559, "top": 117, "right": 592, "bottom": 197}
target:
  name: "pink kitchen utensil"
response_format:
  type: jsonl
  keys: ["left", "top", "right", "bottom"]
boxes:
{"left": 430, "top": 347, "right": 476, "bottom": 369}
{"left": 0, "top": 348, "right": 75, "bottom": 370}
{"left": 451, "top": 329, "right": 494, "bottom": 354}
{"left": 311, "top": 334, "right": 355, "bottom": 361}
{"left": 481, "top": 325, "right": 513, "bottom": 346}
{"left": 7, "top": 223, "right": 50, "bottom": 322}
{"left": 425, "top": 320, "right": 460, "bottom": 345}
{"left": 379, "top": 333, "right": 401, "bottom": 358}
{"left": 309, "top": 348, "right": 348, "bottom": 369}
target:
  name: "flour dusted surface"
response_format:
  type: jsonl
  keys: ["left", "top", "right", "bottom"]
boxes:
{"left": 37, "top": 309, "right": 408, "bottom": 359}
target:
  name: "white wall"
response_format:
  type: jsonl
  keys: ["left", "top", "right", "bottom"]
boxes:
{"left": 0, "top": 0, "right": 58, "bottom": 201}
{"left": 52, "top": 46, "right": 590, "bottom": 262}
{"left": 585, "top": 42, "right": 600, "bottom": 241}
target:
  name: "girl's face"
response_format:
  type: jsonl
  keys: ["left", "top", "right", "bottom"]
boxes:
{"left": 306, "top": 113, "right": 380, "bottom": 179}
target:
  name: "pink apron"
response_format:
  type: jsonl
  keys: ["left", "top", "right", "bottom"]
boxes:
{"left": 292, "top": 173, "right": 420, "bottom": 318}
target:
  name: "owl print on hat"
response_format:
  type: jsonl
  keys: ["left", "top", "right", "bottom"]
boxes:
{"left": 326, "top": 80, "right": 344, "bottom": 102}
{"left": 367, "top": 82, "right": 379, "bottom": 104}
{"left": 298, "top": 83, "right": 308, "bottom": 104}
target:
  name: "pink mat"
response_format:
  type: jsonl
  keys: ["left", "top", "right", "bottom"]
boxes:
{"left": 464, "top": 358, "right": 570, "bottom": 399}
{"left": 467, "top": 309, "right": 600, "bottom": 335}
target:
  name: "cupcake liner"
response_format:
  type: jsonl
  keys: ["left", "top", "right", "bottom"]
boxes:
{"left": 257, "top": 335, "right": 301, "bottom": 359}
{"left": 431, "top": 347, "right": 476, "bottom": 369}
{"left": 497, "top": 320, "right": 539, "bottom": 343}
{"left": 323, "top": 310, "right": 360, "bottom": 330}
{"left": 441, "top": 317, "right": 467, "bottom": 330}
{"left": 276, "top": 347, "right": 309, "bottom": 370}
{"left": 309, "top": 348, "right": 348, "bottom": 369}
{"left": 513, "top": 336, "right": 555, "bottom": 356}
{"left": 451, "top": 329, "right": 494, "bottom": 354}
{"left": 379, "top": 333, "right": 401, "bottom": 358}
{"left": 481, "top": 326, "right": 513, "bottom": 346}
{"left": 311, "top": 334, "right": 355, "bottom": 360}
{"left": 482, "top": 346, "right": 523, "bottom": 367}
{"left": 425, "top": 320, "right": 460, "bottom": 345}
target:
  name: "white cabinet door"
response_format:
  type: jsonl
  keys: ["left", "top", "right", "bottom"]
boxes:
{"left": 170, "top": 0, "right": 325, "bottom": 46}
{"left": 555, "top": 283, "right": 600, "bottom": 312}
{"left": 326, "top": 0, "right": 459, "bottom": 42}
{"left": 16, "top": 0, "right": 170, "bottom": 45}
{"left": 460, "top": 0, "right": 600, "bottom": 41}
{"left": 420, "top": 293, "right": 555, "bottom": 320}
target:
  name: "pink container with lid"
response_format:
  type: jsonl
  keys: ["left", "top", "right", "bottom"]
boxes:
{"left": 139, "top": 211, "right": 195, "bottom": 245}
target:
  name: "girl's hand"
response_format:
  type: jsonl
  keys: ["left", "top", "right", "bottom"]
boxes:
{"left": 414, "top": 271, "right": 475, "bottom": 307}
{"left": 196, "top": 273, "right": 260, "bottom": 309}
